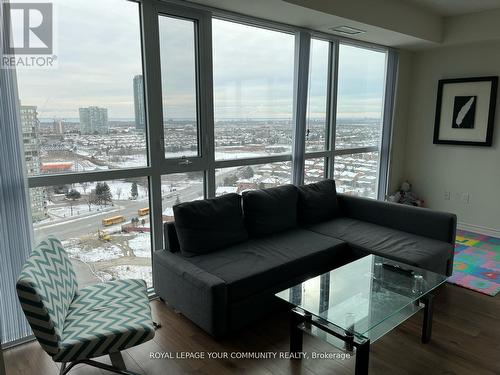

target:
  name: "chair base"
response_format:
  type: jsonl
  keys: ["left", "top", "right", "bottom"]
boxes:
{"left": 59, "top": 352, "right": 140, "bottom": 375}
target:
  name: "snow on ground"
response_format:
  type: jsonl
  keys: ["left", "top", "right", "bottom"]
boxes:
{"left": 72, "top": 181, "right": 148, "bottom": 200}
{"left": 95, "top": 271, "right": 113, "bottom": 282}
{"left": 109, "top": 265, "right": 152, "bottom": 287}
{"left": 214, "top": 150, "right": 279, "bottom": 160}
{"left": 216, "top": 186, "right": 238, "bottom": 195}
{"left": 128, "top": 233, "right": 151, "bottom": 258}
{"left": 61, "top": 233, "right": 153, "bottom": 287}
{"left": 112, "top": 154, "right": 147, "bottom": 169}
{"left": 75, "top": 160, "right": 108, "bottom": 172}
{"left": 77, "top": 246, "right": 123, "bottom": 263}
{"left": 63, "top": 239, "right": 124, "bottom": 262}
{"left": 48, "top": 203, "right": 114, "bottom": 218}
{"left": 161, "top": 180, "right": 202, "bottom": 194}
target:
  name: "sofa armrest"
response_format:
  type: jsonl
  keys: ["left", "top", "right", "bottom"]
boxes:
{"left": 153, "top": 250, "right": 228, "bottom": 337}
{"left": 337, "top": 194, "right": 457, "bottom": 244}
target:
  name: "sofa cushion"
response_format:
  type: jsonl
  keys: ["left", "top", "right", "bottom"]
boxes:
{"left": 242, "top": 184, "right": 298, "bottom": 237}
{"left": 188, "top": 228, "right": 349, "bottom": 301}
{"left": 173, "top": 193, "right": 248, "bottom": 256}
{"left": 298, "top": 179, "right": 341, "bottom": 225}
{"left": 307, "top": 217, "right": 453, "bottom": 275}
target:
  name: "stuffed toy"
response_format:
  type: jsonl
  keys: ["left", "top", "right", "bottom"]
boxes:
{"left": 387, "top": 181, "right": 423, "bottom": 207}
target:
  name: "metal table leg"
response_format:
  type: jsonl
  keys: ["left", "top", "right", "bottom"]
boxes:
{"left": 355, "top": 340, "right": 370, "bottom": 375}
{"left": 421, "top": 293, "right": 434, "bottom": 343}
{"left": 290, "top": 309, "right": 304, "bottom": 355}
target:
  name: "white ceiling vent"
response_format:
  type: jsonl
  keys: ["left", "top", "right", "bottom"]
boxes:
{"left": 329, "top": 25, "right": 366, "bottom": 35}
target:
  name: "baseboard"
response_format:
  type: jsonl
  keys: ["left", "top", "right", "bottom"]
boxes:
{"left": 458, "top": 222, "right": 500, "bottom": 238}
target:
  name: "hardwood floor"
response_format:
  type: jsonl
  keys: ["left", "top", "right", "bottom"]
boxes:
{"left": 4, "top": 283, "right": 499, "bottom": 375}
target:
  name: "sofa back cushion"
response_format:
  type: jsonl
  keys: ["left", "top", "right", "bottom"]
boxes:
{"left": 242, "top": 184, "right": 298, "bottom": 236}
{"left": 298, "top": 179, "right": 341, "bottom": 225}
{"left": 173, "top": 193, "right": 248, "bottom": 256}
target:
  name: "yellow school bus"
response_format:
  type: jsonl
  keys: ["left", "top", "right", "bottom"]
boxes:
{"left": 138, "top": 207, "right": 149, "bottom": 216}
{"left": 102, "top": 215, "right": 125, "bottom": 226}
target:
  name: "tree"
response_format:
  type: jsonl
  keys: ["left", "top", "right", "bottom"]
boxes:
{"left": 66, "top": 189, "right": 81, "bottom": 200}
{"left": 81, "top": 182, "right": 90, "bottom": 194}
{"left": 86, "top": 190, "right": 97, "bottom": 212}
{"left": 65, "top": 189, "right": 81, "bottom": 216}
{"left": 223, "top": 174, "right": 238, "bottom": 186}
{"left": 54, "top": 185, "right": 69, "bottom": 194}
{"left": 116, "top": 187, "right": 122, "bottom": 200}
{"left": 45, "top": 187, "right": 54, "bottom": 203}
{"left": 101, "top": 183, "right": 112, "bottom": 205}
{"left": 240, "top": 166, "right": 254, "bottom": 179}
{"left": 95, "top": 182, "right": 112, "bottom": 206}
{"left": 131, "top": 182, "right": 138, "bottom": 199}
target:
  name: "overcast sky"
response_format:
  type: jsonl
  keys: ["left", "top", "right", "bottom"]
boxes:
{"left": 16, "top": 0, "right": 387, "bottom": 121}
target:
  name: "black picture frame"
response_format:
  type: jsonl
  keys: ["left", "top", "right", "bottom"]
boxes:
{"left": 433, "top": 76, "right": 498, "bottom": 146}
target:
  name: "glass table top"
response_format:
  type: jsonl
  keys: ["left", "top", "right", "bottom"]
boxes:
{"left": 276, "top": 255, "right": 447, "bottom": 342}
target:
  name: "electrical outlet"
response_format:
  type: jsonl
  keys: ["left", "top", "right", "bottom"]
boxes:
{"left": 444, "top": 191, "right": 451, "bottom": 200}
{"left": 461, "top": 192, "right": 470, "bottom": 204}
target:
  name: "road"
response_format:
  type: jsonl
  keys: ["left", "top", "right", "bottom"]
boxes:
{"left": 34, "top": 183, "right": 204, "bottom": 241}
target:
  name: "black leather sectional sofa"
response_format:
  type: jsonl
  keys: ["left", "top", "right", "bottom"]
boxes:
{"left": 153, "top": 180, "right": 456, "bottom": 337}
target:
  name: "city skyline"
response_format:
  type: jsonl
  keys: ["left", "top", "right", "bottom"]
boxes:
{"left": 16, "top": 0, "right": 387, "bottom": 121}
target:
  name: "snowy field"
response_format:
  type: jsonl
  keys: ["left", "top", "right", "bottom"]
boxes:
{"left": 73, "top": 245, "right": 123, "bottom": 263}
{"left": 111, "top": 154, "right": 147, "bottom": 169}
{"left": 72, "top": 180, "right": 149, "bottom": 200}
{"left": 107, "top": 265, "right": 152, "bottom": 286}
{"left": 63, "top": 238, "right": 124, "bottom": 262}
{"left": 63, "top": 233, "right": 153, "bottom": 287}
{"left": 47, "top": 203, "right": 115, "bottom": 218}
{"left": 128, "top": 233, "right": 151, "bottom": 258}
{"left": 74, "top": 159, "right": 109, "bottom": 172}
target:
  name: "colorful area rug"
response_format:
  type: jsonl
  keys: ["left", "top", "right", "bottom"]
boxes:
{"left": 447, "top": 230, "right": 500, "bottom": 296}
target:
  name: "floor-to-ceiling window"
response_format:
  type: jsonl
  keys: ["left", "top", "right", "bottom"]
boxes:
{"left": 18, "top": 0, "right": 154, "bottom": 287}
{"left": 212, "top": 18, "right": 295, "bottom": 192}
{"left": 334, "top": 43, "right": 388, "bottom": 198}
{"left": 303, "top": 38, "right": 331, "bottom": 183}
{"left": 16, "top": 0, "right": 394, "bottom": 292}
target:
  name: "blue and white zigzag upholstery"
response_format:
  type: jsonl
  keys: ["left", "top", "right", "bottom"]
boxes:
{"left": 16, "top": 236, "right": 77, "bottom": 355}
{"left": 17, "top": 236, "right": 155, "bottom": 362}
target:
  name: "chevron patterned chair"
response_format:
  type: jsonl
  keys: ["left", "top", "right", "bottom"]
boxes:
{"left": 16, "top": 236, "right": 155, "bottom": 375}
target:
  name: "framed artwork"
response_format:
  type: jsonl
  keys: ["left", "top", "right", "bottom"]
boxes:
{"left": 433, "top": 76, "right": 498, "bottom": 146}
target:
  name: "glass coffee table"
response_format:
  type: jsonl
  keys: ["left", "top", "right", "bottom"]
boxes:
{"left": 275, "top": 255, "right": 447, "bottom": 375}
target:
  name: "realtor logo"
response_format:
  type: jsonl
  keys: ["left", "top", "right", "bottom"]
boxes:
{"left": 3, "top": 2, "right": 53, "bottom": 54}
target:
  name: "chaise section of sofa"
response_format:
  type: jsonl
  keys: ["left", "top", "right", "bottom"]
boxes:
{"left": 328, "top": 194, "right": 456, "bottom": 276}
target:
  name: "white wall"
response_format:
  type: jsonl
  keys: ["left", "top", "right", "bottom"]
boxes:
{"left": 444, "top": 9, "right": 500, "bottom": 46}
{"left": 394, "top": 41, "right": 500, "bottom": 234}
{"left": 284, "top": 0, "right": 442, "bottom": 43}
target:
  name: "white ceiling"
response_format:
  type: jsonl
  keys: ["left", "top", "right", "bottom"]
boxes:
{"left": 188, "top": 0, "right": 430, "bottom": 47}
{"left": 403, "top": 0, "right": 500, "bottom": 16}
{"left": 186, "top": 0, "right": 500, "bottom": 49}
